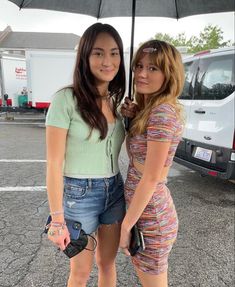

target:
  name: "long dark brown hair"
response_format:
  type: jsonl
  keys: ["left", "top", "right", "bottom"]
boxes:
{"left": 72, "top": 23, "right": 126, "bottom": 140}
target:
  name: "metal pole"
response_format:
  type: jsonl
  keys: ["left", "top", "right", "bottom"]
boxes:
{"left": 125, "top": 0, "right": 136, "bottom": 130}
{"left": 128, "top": 0, "right": 136, "bottom": 100}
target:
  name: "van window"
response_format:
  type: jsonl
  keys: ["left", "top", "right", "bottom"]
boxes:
{"left": 180, "top": 61, "right": 197, "bottom": 100}
{"left": 195, "top": 55, "right": 235, "bottom": 100}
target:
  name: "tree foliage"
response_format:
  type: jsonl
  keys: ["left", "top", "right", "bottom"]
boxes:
{"left": 153, "top": 24, "right": 233, "bottom": 53}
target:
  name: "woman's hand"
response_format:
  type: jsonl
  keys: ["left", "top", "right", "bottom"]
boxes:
{"left": 120, "top": 97, "right": 138, "bottom": 119}
{"left": 48, "top": 225, "right": 70, "bottom": 251}
{"left": 119, "top": 224, "right": 131, "bottom": 256}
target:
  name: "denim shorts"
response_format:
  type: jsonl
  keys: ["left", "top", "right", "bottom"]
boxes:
{"left": 63, "top": 173, "right": 126, "bottom": 234}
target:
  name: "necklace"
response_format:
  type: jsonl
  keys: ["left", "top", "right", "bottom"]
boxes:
{"left": 99, "top": 93, "right": 111, "bottom": 100}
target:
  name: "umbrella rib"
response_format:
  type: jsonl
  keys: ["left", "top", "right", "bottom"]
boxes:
{"left": 97, "top": 0, "right": 102, "bottom": 19}
{"left": 174, "top": 0, "right": 179, "bottom": 19}
{"left": 19, "top": 0, "right": 25, "bottom": 9}
{"left": 19, "top": 0, "right": 33, "bottom": 9}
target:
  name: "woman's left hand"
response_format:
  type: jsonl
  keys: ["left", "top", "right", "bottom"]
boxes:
{"left": 119, "top": 225, "right": 131, "bottom": 256}
{"left": 120, "top": 97, "right": 138, "bottom": 119}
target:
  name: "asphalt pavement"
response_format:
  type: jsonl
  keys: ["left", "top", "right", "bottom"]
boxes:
{"left": 0, "top": 113, "right": 234, "bottom": 287}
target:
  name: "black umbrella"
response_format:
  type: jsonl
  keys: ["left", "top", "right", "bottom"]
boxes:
{"left": 8, "top": 0, "right": 235, "bottom": 99}
{"left": 7, "top": 0, "right": 235, "bottom": 19}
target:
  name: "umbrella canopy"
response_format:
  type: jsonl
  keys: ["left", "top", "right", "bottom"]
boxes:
{"left": 7, "top": 0, "right": 235, "bottom": 19}
{"left": 7, "top": 0, "right": 235, "bottom": 101}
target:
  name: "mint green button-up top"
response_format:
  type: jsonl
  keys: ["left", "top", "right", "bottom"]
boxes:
{"left": 46, "top": 88, "right": 125, "bottom": 178}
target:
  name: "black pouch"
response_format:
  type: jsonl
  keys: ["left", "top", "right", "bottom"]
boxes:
{"left": 63, "top": 229, "right": 88, "bottom": 258}
{"left": 44, "top": 216, "right": 96, "bottom": 258}
{"left": 128, "top": 224, "right": 145, "bottom": 256}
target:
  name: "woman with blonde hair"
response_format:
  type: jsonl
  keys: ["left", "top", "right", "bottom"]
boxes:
{"left": 120, "top": 39, "right": 185, "bottom": 287}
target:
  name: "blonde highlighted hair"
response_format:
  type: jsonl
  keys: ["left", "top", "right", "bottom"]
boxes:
{"left": 130, "top": 40, "right": 185, "bottom": 136}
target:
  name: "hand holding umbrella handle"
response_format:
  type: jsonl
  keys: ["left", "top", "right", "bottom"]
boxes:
{"left": 124, "top": 117, "right": 130, "bottom": 131}
{"left": 121, "top": 97, "right": 138, "bottom": 131}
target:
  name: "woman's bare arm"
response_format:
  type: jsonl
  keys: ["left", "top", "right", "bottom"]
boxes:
{"left": 46, "top": 126, "right": 70, "bottom": 250}
{"left": 122, "top": 140, "right": 171, "bottom": 230}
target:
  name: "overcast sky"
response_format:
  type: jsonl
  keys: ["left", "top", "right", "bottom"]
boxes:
{"left": 0, "top": 0, "right": 234, "bottom": 49}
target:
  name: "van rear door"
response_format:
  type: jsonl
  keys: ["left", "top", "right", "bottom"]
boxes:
{"left": 177, "top": 59, "right": 199, "bottom": 160}
{"left": 189, "top": 53, "right": 234, "bottom": 147}
{"left": 185, "top": 52, "right": 235, "bottom": 167}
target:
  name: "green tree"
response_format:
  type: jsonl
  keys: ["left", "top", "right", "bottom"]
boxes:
{"left": 153, "top": 24, "right": 232, "bottom": 53}
{"left": 154, "top": 32, "right": 190, "bottom": 47}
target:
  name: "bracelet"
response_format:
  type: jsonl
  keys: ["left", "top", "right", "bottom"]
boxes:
{"left": 50, "top": 221, "right": 66, "bottom": 227}
{"left": 50, "top": 210, "right": 64, "bottom": 216}
{"left": 46, "top": 221, "right": 66, "bottom": 230}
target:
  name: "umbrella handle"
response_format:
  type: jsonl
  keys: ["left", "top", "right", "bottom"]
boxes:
{"left": 125, "top": 0, "right": 136, "bottom": 131}
{"left": 124, "top": 117, "right": 130, "bottom": 131}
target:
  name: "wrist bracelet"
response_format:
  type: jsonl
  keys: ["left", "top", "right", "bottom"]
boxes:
{"left": 46, "top": 221, "right": 66, "bottom": 230}
{"left": 50, "top": 210, "right": 64, "bottom": 216}
{"left": 50, "top": 221, "right": 66, "bottom": 227}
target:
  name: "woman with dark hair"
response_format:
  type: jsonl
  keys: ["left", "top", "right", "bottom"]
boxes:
{"left": 120, "top": 39, "right": 185, "bottom": 287}
{"left": 45, "top": 23, "right": 126, "bottom": 287}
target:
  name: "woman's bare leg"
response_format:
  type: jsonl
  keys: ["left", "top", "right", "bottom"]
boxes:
{"left": 67, "top": 239, "right": 95, "bottom": 287}
{"left": 136, "top": 267, "right": 168, "bottom": 287}
{"left": 96, "top": 223, "right": 121, "bottom": 287}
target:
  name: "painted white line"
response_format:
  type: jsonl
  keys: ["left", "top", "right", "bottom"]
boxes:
{"left": 3, "top": 118, "right": 44, "bottom": 120}
{"left": 0, "top": 159, "right": 46, "bottom": 162}
{"left": 0, "top": 122, "right": 45, "bottom": 125}
{"left": 0, "top": 186, "right": 46, "bottom": 192}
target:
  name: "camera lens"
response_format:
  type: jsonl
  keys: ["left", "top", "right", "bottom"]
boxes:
{"left": 74, "top": 222, "right": 81, "bottom": 229}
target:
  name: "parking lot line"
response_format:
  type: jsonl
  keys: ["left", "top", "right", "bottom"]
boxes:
{"left": 0, "top": 186, "right": 46, "bottom": 191}
{"left": 0, "top": 159, "right": 46, "bottom": 162}
{"left": 0, "top": 122, "right": 45, "bottom": 125}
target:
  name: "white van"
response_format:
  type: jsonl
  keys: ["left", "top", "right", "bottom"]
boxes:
{"left": 175, "top": 47, "right": 235, "bottom": 180}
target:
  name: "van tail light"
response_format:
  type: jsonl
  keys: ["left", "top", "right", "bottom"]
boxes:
{"left": 233, "top": 131, "right": 235, "bottom": 150}
{"left": 208, "top": 171, "right": 218, "bottom": 177}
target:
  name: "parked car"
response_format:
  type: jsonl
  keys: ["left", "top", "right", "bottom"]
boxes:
{"left": 175, "top": 47, "right": 235, "bottom": 180}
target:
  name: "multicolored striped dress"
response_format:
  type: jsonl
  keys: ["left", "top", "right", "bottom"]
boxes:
{"left": 125, "top": 103, "right": 183, "bottom": 275}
